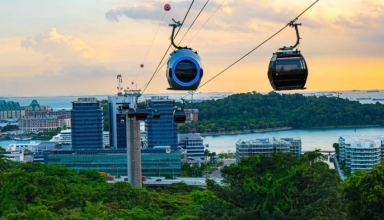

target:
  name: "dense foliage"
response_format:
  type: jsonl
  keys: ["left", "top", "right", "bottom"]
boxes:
{"left": 343, "top": 161, "right": 384, "bottom": 220}
{"left": 179, "top": 92, "right": 384, "bottom": 133}
{"left": 0, "top": 125, "right": 18, "bottom": 132}
{"left": 0, "top": 152, "right": 383, "bottom": 219}
{"left": 34, "top": 127, "right": 63, "bottom": 140}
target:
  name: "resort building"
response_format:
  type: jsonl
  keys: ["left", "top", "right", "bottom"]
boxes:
{"left": 338, "top": 135, "right": 381, "bottom": 173}
{"left": 0, "top": 100, "right": 25, "bottom": 120}
{"left": 18, "top": 116, "right": 59, "bottom": 131}
{"left": 58, "top": 115, "right": 71, "bottom": 128}
{"left": 235, "top": 137, "right": 302, "bottom": 163}
{"left": 184, "top": 109, "right": 199, "bottom": 122}
{"left": 178, "top": 133, "right": 205, "bottom": 160}
{"left": 71, "top": 98, "right": 103, "bottom": 149}
{"left": 24, "top": 99, "right": 52, "bottom": 112}
{"left": 21, "top": 100, "right": 71, "bottom": 130}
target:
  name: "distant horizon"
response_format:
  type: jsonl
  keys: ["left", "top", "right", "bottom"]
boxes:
{"left": 1, "top": 89, "right": 383, "bottom": 98}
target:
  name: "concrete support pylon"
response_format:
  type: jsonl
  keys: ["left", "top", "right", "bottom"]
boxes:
{"left": 127, "top": 116, "right": 142, "bottom": 188}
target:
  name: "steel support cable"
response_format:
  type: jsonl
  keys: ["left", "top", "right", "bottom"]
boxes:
{"left": 133, "top": 3, "right": 169, "bottom": 82}
{"left": 141, "top": 0, "right": 208, "bottom": 91}
{"left": 140, "top": 59, "right": 167, "bottom": 90}
{"left": 186, "top": 0, "right": 226, "bottom": 45}
{"left": 181, "top": 0, "right": 320, "bottom": 99}
{"left": 177, "top": 0, "right": 210, "bottom": 45}
{"left": 141, "top": 0, "right": 195, "bottom": 94}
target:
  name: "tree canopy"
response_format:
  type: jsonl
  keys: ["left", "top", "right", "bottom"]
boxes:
{"left": 0, "top": 152, "right": 383, "bottom": 219}
{"left": 178, "top": 92, "right": 384, "bottom": 133}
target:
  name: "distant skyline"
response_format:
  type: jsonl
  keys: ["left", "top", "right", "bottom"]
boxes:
{"left": 1, "top": 0, "right": 383, "bottom": 96}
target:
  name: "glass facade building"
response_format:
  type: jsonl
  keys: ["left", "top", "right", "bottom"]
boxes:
{"left": 71, "top": 98, "right": 103, "bottom": 149}
{"left": 44, "top": 148, "right": 183, "bottom": 177}
{"left": 44, "top": 149, "right": 127, "bottom": 176}
{"left": 141, "top": 147, "right": 183, "bottom": 177}
{"left": 108, "top": 95, "right": 136, "bottom": 149}
{"left": 145, "top": 96, "right": 178, "bottom": 150}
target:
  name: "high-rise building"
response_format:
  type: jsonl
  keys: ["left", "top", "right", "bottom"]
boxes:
{"left": 108, "top": 95, "right": 134, "bottom": 149}
{"left": 71, "top": 98, "right": 103, "bottom": 149}
{"left": 145, "top": 96, "right": 178, "bottom": 150}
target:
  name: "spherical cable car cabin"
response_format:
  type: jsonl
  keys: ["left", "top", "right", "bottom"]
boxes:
{"left": 268, "top": 22, "right": 308, "bottom": 91}
{"left": 166, "top": 19, "right": 203, "bottom": 91}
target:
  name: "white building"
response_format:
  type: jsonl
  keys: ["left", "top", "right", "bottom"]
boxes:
{"left": 50, "top": 129, "right": 110, "bottom": 148}
{"left": 178, "top": 133, "right": 205, "bottom": 160}
{"left": 1, "top": 151, "right": 24, "bottom": 162}
{"left": 338, "top": 135, "right": 381, "bottom": 173}
{"left": 235, "top": 137, "right": 302, "bottom": 163}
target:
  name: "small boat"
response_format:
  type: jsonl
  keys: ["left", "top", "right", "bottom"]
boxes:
{"left": 356, "top": 97, "right": 371, "bottom": 100}
{"left": 373, "top": 98, "right": 384, "bottom": 101}
{"left": 367, "top": 89, "right": 379, "bottom": 92}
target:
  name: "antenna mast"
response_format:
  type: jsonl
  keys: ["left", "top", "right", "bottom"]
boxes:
{"left": 117, "top": 74, "right": 123, "bottom": 96}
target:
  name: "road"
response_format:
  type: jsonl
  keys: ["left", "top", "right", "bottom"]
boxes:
{"left": 210, "top": 158, "right": 236, "bottom": 179}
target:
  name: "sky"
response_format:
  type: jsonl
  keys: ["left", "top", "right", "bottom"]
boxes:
{"left": 0, "top": 0, "right": 383, "bottom": 96}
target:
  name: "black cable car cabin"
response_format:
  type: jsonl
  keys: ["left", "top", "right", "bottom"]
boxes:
{"left": 268, "top": 51, "right": 308, "bottom": 91}
{"left": 152, "top": 109, "right": 160, "bottom": 119}
{"left": 121, "top": 103, "right": 130, "bottom": 110}
{"left": 173, "top": 107, "right": 186, "bottom": 123}
{"left": 135, "top": 107, "right": 148, "bottom": 121}
{"left": 127, "top": 108, "right": 136, "bottom": 118}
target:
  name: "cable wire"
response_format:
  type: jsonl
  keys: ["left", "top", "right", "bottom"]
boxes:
{"left": 186, "top": 0, "right": 226, "bottom": 45}
{"left": 142, "top": 0, "right": 195, "bottom": 94}
{"left": 133, "top": 5, "right": 169, "bottom": 82}
{"left": 182, "top": 0, "right": 320, "bottom": 99}
{"left": 177, "top": 0, "right": 210, "bottom": 46}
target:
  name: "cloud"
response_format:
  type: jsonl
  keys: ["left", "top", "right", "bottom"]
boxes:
{"left": 105, "top": 0, "right": 324, "bottom": 34}
{"left": 19, "top": 28, "right": 117, "bottom": 82}
{"left": 21, "top": 28, "right": 105, "bottom": 63}
{"left": 334, "top": 0, "right": 384, "bottom": 29}
{"left": 105, "top": 1, "right": 189, "bottom": 22}
{"left": 60, "top": 65, "right": 119, "bottom": 79}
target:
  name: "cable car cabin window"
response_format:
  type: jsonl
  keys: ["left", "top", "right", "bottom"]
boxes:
{"left": 275, "top": 58, "right": 303, "bottom": 73}
{"left": 272, "top": 56, "right": 307, "bottom": 90}
{"left": 175, "top": 60, "right": 197, "bottom": 82}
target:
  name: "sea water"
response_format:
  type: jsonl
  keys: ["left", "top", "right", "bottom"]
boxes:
{"left": 203, "top": 126, "right": 384, "bottom": 154}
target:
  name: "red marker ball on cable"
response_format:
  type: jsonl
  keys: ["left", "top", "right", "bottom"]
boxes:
{"left": 164, "top": 4, "right": 171, "bottom": 11}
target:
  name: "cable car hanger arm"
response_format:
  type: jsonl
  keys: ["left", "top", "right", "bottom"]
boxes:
{"left": 170, "top": 19, "right": 189, "bottom": 50}
{"left": 280, "top": 22, "right": 302, "bottom": 51}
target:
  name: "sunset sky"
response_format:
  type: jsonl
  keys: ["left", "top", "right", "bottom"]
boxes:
{"left": 0, "top": 0, "right": 383, "bottom": 96}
